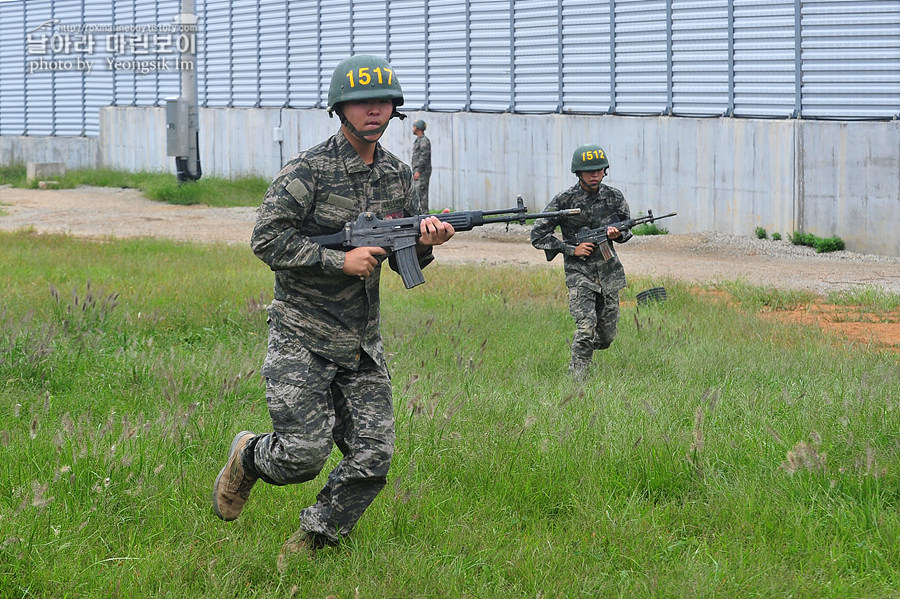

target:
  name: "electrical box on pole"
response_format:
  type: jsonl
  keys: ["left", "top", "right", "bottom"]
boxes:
{"left": 165, "top": 97, "right": 190, "bottom": 158}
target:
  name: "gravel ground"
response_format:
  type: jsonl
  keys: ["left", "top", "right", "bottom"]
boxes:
{"left": 443, "top": 223, "right": 900, "bottom": 296}
{"left": 2, "top": 185, "right": 900, "bottom": 296}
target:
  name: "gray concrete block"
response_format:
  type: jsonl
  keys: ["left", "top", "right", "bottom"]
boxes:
{"left": 26, "top": 162, "right": 66, "bottom": 183}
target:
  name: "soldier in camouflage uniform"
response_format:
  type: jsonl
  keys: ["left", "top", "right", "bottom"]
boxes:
{"left": 212, "top": 55, "right": 454, "bottom": 563}
{"left": 531, "top": 144, "right": 632, "bottom": 379}
{"left": 411, "top": 119, "right": 431, "bottom": 214}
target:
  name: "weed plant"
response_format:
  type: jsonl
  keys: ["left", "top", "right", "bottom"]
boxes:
{"left": 1, "top": 231, "right": 899, "bottom": 598}
{"left": 828, "top": 286, "right": 900, "bottom": 312}
{"left": 714, "top": 279, "right": 817, "bottom": 312}
{"left": 0, "top": 163, "right": 26, "bottom": 185}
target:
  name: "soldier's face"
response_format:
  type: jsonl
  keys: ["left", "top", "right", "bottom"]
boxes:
{"left": 342, "top": 99, "right": 393, "bottom": 141}
{"left": 578, "top": 169, "right": 605, "bottom": 192}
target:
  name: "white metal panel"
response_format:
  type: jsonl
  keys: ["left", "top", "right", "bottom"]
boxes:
{"left": 259, "top": 0, "right": 288, "bottom": 107}
{"left": 194, "top": 0, "right": 207, "bottom": 107}
{"left": 51, "top": 0, "right": 86, "bottom": 136}
{"left": 203, "top": 0, "right": 234, "bottom": 106}
{"left": 319, "top": 1, "right": 352, "bottom": 102}
{"left": 513, "top": 0, "right": 561, "bottom": 113}
{"left": 352, "top": 0, "right": 389, "bottom": 57}
{"left": 111, "top": 0, "right": 137, "bottom": 106}
{"left": 561, "top": 0, "right": 612, "bottom": 114}
{"left": 287, "top": 0, "right": 320, "bottom": 108}
{"left": 733, "top": 0, "right": 796, "bottom": 117}
{"left": 83, "top": 0, "right": 115, "bottom": 136}
{"left": 4, "top": 0, "right": 900, "bottom": 142}
{"left": 470, "top": 0, "right": 510, "bottom": 112}
{"left": 388, "top": 0, "right": 427, "bottom": 109}
{"left": 428, "top": 0, "right": 468, "bottom": 111}
{"left": 132, "top": 2, "right": 159, "bottom": 105}
{"left": 801, "top": 0, "right": 900, "bottom": 119}
{"left": 671, "top": 0, "right": 730, "bottom": 116}
{"left": 23, "top": 1, "right": 54, "bottom": 135}
{"left": 615, "top": 0, "right": 669, "bottom": 115}
{"left": 155, "top": 0, "right": 182, "bottom": 105}
{"left": 0, "top": 1, "right": 26, "bottom": 135}
{"left": 232, "top": 1, "right": 261, "bottom": 107}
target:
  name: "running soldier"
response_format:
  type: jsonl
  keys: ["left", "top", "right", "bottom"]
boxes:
{"left": 212, "top": 55, "right": 454, "bottom": 567}
{"left": 530, "top": 144, "right": 632, "bottom": 379}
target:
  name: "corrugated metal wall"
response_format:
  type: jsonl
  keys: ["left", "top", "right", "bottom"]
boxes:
{"left": 1, "top": 0, "right": 898, "bottom": 137}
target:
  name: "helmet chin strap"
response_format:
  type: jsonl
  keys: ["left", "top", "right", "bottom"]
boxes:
{"left": 335, "top": 105, "right": 407, "bottom": 143}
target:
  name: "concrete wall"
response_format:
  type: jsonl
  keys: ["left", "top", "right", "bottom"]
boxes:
{"left": 798, "top": 122, "right": 900, "bottom": 256}
{"left": 386, "top": 112, "right": 899, "bottom": 257}
{"left": 0, "top": 135, "right": 100, "bottom": 170}
{"left": 3, "top": 107, "right": 899, "bottom": 256}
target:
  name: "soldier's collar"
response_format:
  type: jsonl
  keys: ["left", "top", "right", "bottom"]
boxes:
{"left": 336, "top": 131, "right": 383, "bottom": 174}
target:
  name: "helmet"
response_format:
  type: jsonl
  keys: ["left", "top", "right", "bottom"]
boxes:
{"left": 327, "top": 54, "right": 404, "bottom": 114}
{"left": 413, "top": 119, "right": 426, "bottom": 131}
{"left": 571, "top": 144, "right": 609, "bottom": 173}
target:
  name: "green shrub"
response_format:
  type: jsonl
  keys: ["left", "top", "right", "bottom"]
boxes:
{"left": 814, "top": 235, "right": 845, "bottom": 253}
{"left": 790, "top": 231, "right": 845, "bottom": 253}
{"left": 771, "top": 232, "right": 782, "bottom": 241}
{"left": 632, "top": 222, "right": 669, "bottom": 236}
{"left": 755, "top": 226, "right": 767, "bottom": 239}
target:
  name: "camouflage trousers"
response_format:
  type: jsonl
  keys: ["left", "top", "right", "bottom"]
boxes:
{"left": 568, "top": 285, "right": 620, "bottom": 371}
{"left": 245, "top": 349, "right": 394, "bottom": 545}
{"left": 413, "top": 174, "right": 430, "bottom": 215}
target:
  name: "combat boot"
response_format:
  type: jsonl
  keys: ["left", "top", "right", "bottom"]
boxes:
{"left": 276, "top": 528, "right": 324, "bottom": 572}
{"left": 212, "top": 430, "right": 258, "bottom": 521}
{"left": 568, "top": 360, "right": 590, "bottom": 381}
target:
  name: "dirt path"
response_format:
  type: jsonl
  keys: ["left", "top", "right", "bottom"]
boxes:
{"left": 2, "top": 185, "right": 899, "bottom": 350}
{"left": 0, "top": 185, "right": 257, "bottom": 244}
{"left": 4, "top": 185, "right": 900, "bottom": 294}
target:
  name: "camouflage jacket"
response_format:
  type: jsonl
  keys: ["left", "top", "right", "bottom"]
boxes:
{"left": 412, "top": 134, "right": 432, "bottom": 177}
{"left": 251, "top": 131, "right": 432, "bottom": 378}
{"left": 530, "top": 182, "right": 631, "bottom": 293}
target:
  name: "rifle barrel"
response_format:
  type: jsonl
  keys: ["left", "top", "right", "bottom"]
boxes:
{"left": 481, "top": 208, "right": 581, "bottom": 224}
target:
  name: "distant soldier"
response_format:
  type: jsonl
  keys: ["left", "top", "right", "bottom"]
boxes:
{"left": 530, "top": 144, "right": 632, "bottom": 379}
{"left": 411, "top": 119, "right": 432, "bottom": 214}
{"left": 211, "top": 55, "right": 454, "bottom": 567}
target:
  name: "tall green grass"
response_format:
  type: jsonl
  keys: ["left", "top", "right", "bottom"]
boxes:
{"left": 829, "top": 286, "right": 900, "bottom": 312}
{"left": 0, "top": 164, "right": 267, "bottom": 208}
{"left": 1, "top": 230, "right": 899, "bottom": 598}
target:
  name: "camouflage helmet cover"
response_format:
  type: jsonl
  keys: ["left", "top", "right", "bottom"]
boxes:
{"left": 327, "top": 54, "right": 404, "bottom": 114}
{"left": 571, "top": 144, "right": 609, "bottom": 173}
{"left": 413, "top": 119, "right": 426, "bottom": 130}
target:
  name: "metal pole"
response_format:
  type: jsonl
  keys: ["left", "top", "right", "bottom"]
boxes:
{"left": 179, "top": 0, "right": 201, "bottom": 181}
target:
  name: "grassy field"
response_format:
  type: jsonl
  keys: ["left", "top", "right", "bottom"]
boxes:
{"left": 0, "top": 164, "right": 267, "bottom": 208}
{"left": 1, "top": 230, "right": 899, "bottom": 598}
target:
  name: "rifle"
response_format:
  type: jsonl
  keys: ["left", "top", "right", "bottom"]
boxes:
{"left": 310, "top": 195, "right": 581, "bottom": 289}
{"left": 543, "top": 209, "right": 677, "bottom": 262}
